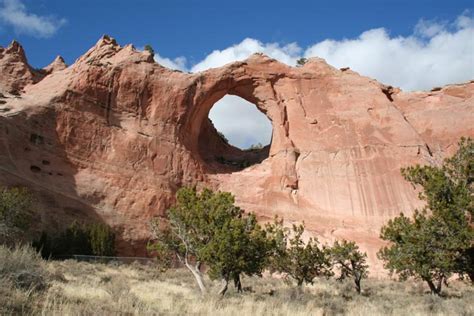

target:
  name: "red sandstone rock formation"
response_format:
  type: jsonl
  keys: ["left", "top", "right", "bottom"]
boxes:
{"left": 0, "top": 36, "right": 473, "bottom": 274}
{"left": 0, "top": 40, "right": 45, "bottom": 94}
{"left": 43, "top": 56, "right": 67, "bottom": 75}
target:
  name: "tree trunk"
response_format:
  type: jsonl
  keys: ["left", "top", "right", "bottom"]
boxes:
{"left": 296, "top": 279, "right": 304, "bottom": 290}
{"left": 351, "top": 262, "right": 362, "bottom": 294}
{"left": 219, "top": 278, "right": 229, "bottom": 296}
{"left": 426, "top": 279, "right": 442, "bottom": 296}
{"left": 233, "top": 274, "right": 243, "bottom": 293}
{"left": 354, "top": 276, "right": 361, "bottom": 294}
{"left": 436, "top": 276, "right": 444, "bottom": 294}
{"left": 185, "top": 261, "right": 207, "bottom": 294}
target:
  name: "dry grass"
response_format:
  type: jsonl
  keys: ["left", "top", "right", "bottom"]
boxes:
{"left": 1, "top": 245, "right": 473, "bottom": 315}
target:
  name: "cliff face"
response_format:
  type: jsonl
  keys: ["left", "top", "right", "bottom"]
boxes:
{"left": 1, "top": 36, "right": 473, "bottom": 273}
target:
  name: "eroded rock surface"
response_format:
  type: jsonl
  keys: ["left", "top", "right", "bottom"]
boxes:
{"left": 1, "top": 36, "right": 473, "bottom": 273}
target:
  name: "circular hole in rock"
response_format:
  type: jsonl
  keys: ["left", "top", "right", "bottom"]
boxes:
{"left": 199, "top": 95, "right": 273, "bottom": 172}
{"left": 30, "top": 165, "right": 41, "bottom": 173}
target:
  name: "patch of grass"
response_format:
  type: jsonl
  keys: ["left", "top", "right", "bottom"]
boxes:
{"left": 0, "top": 244, "right": 49, "bottom": 291}
{"left": 1, "top": 245, "right": 473, "bottom": 315}
{"left": 0, "top": 244, "right": 51, "bottom": 314}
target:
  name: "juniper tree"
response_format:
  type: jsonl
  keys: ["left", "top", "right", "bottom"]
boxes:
{"left": 266, "top": 218, "right": 332, "bottom": 287}
{"left": 378, "top": 137, "right": 473, "bottom": 295}
{"left": 202, "top": 211, "right": 271, "bottom": 295}
{"left": 148, "top": 187, "right": 211, "bottom": 294}
{"left": 296, "top": 57, "right": 307, "bottom": 67}
{"left": 330, "top": 239, "right": 369, "bottom": 293}
{"left": 148, "top": 187, "right": 271, "bottom": 295}
{"left": 144, "top": 44, "right": 155, "bottom": 57}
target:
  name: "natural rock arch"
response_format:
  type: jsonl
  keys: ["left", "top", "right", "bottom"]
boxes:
{"left": 178, "top": 64, "right": 298, "bottom": 178}
{"left": 197, "top": 94, "right": 273, "bottom": 172}
{"left": 1, "top": 37, "right": 473, "bottom": 274}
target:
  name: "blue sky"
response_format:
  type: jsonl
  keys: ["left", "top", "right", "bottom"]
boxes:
{"left": 0, "top": 0, "right": 471, "bottom": 69}
{"left": 0, "top": 0, "right": 473, "bottom": 148}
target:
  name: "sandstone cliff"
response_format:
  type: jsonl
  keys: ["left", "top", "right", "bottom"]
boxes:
{"left": 1, "top": 36, "right": 472, "bottom": 274}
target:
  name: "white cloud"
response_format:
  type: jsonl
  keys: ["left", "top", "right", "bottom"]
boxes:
{"left": 152, "top": 12, "right": 473, "bottom": 147}
{"left": 414, "top": 18, "right": 447, "bottom": 38}
{"left": 154, "top": 12, "right": 473, "bottom": 91}
{"left": 304, "top": 12, "right": 474, "bottom": 91}
{"left": 209, "top": 95, "right": 272, "bottom": 149}
{"left": 154, "top": 53, "right": 187, "bottom": 71}
{"left": 455, "top": 10, "right": 474, "bottom": 29}
{"left": 191, "top": 38, "right": 301, "bottom": 72}
{"left": 0, "top": 0, "right": 66, "bottom": 38}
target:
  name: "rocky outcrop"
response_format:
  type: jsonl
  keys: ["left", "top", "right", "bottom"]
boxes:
{"left": 0, "top": 36, "right": 473, "bottom": 274}
{"left": 0, "top": 41, "right": 45, "bottom": 94}
{"left": 43, "top": 56, "right": 67, "bottom": 75}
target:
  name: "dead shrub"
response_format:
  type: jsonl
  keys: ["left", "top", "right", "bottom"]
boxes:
{"left": 0, "top": 244, "right": 49, "bottom": 291}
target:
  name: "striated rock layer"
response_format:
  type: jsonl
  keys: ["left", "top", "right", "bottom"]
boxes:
{"left": 0, "top": 36, "right": 473, "bottom": 274}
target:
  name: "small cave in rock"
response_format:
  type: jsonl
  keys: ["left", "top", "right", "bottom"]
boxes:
{"left": 30, "top": 133, "right": 44, "bottom": 145}
{"left": 30, "top": 165, "right": 41, "bottom": 173}
{"left": 198, "top": 95, "right": 273, "bottom": 173}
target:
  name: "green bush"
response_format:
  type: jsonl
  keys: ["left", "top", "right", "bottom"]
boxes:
{"left": 53, "top": 221, "right": 92, "bottom": 256}
{"left": 246, "top": 143, "right": 263, "bottom": 150}
{"left": 266, "top": 218, "right": 333, "bottom": 287}
{"left": 218, "top": 131, "right": 229, "bottom": 144}
{"left": 33, "top": 221, "right": 116, "bottom": 258}
{"left": 88, "top": 223, "right": 116, "bottom": 256}
{"left": 296, "top": 57, "right": 307, "bottom": 67}
{"left": 144, "top": 44, "right": 155, "bottom": 57}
